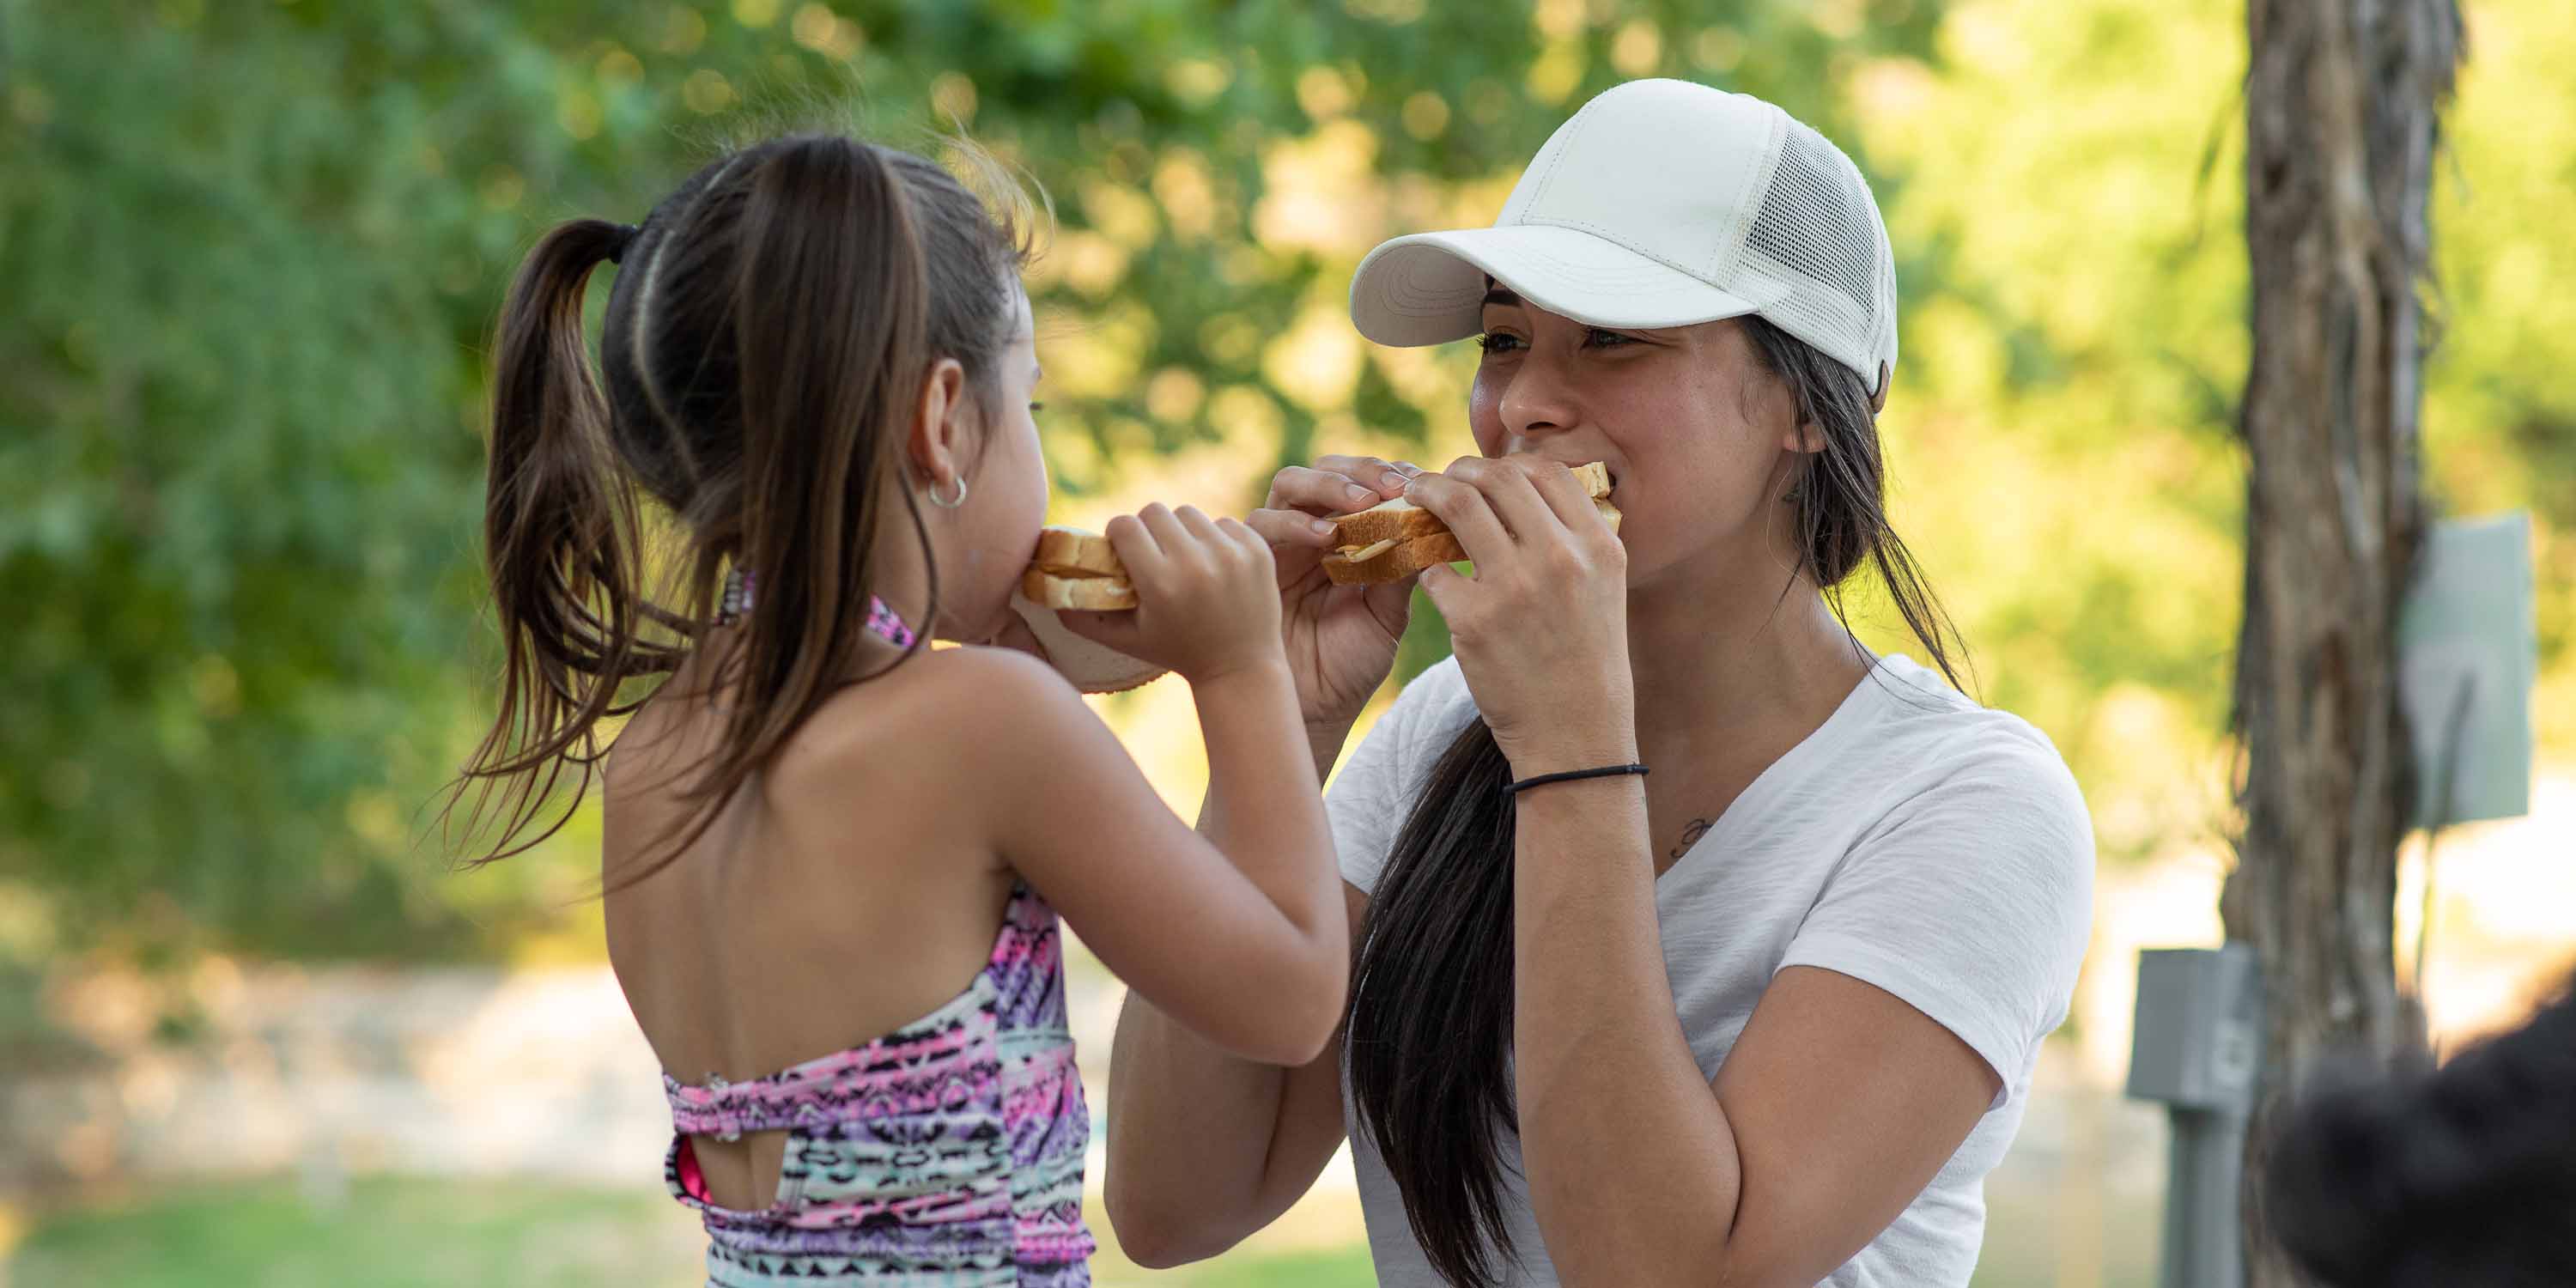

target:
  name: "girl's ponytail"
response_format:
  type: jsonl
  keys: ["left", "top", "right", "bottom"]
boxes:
{"left": 459, "top": 218, "right": 675, "bottom": 865}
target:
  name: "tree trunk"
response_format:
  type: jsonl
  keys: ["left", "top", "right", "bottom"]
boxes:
{"left": 2224, "top": 1, "right": 2461, "bottom": 1285}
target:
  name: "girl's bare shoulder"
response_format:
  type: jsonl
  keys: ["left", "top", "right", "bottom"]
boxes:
{"left": 766, "top": 645, "right": 1094, "bottom": 802}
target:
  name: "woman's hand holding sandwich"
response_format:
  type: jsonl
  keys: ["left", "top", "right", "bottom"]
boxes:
{"left": 1246, "top": 455, "right": 1423, "bottom": 756}
{"left": 1404, "top": 455, "right": 1636, "bottom": 774}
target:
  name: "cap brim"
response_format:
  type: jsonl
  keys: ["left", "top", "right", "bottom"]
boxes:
{"left": 1349, "top": 224, "right": 1760, "bottom": 347}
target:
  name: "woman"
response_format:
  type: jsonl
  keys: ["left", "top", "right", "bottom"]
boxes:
{"left": 1104, "top": 78, "right": 2093, "bottom": 1287}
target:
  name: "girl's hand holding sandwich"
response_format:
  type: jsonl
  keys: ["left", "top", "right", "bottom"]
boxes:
{"left": 1060, "top": 504, "right": 1284, "bottom": 683}
{"left": 1403, "top": 455, "right": 1636, "bottom": 774}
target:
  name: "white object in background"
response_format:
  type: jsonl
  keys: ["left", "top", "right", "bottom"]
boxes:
{"left": 2397, "top": 511, "right": 2535, "bottom": 829}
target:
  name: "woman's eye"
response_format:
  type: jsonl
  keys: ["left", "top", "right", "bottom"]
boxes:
{"left": 1028, "top": 401, "right": 1047, "bottom": 414}
{"left": 1584, "top": 328, "right": 1632, "bottom": 349}
{"left": 1475, "top": 332, "right": 1523, "bottom": 355}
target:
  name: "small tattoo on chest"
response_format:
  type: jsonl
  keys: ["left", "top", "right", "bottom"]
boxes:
{"left": 1668, "top": 817, "right": 1714, "bottom": 860}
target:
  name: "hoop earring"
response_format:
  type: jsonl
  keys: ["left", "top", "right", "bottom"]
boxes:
{"left": 716, "top": 568, "right": 755, "bottom": 626}
{"left": 927, "top": 475, "right": 969, "bottom": 509}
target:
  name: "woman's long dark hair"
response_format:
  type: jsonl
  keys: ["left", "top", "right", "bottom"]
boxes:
{"left": 1344, "top": 314, "right": 1969, "bottom": 1287}
{"left": 442, "top": 133, "right": 1034, "bottom": 890}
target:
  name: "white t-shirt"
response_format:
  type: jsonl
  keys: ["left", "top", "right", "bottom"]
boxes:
{"left": 1328, "top": 653, "right": 2094, "bottom": 1288}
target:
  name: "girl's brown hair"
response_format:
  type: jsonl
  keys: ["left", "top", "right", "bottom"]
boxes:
{"left": 448, "top": 135, "right": 1033, "bottom": 890}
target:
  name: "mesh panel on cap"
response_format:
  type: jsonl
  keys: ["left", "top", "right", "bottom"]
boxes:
{"left": 1738, "top": 121, "right": 1893, "bottom": 387}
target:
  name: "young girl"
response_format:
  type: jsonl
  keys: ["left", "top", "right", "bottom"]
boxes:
{"left": 456, "top": 134, "right": 1349, "bottom": 1286}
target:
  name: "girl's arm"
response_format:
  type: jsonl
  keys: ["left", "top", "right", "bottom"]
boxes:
{"left": 1100, "top": 709, "right": 1371, "bottom": 1269}
{"left": 958, "top": 646, "right": 1348, "bottom": 1067}
{"left": 1101, "top": 690, "right": 1393, "bottom": 1265}
{"left": 1098, "top": 450, "right": 1430, "bottom": 1267}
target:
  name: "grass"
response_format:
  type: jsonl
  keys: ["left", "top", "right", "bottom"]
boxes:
{"left": 0, "top": 1176, "right": 1379, "bottom": 1288}
{"left": 4, "top": 1177, "right": 704, "bottom": 1288}
{"left": 2, "top": 1168, "right": 2152, "bottom": 1287}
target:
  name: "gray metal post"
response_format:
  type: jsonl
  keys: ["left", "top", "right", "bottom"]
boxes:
{"left": 2162, "top": 1108, "right": 2249, "bottom": 1288}
{"left": 2127, "top": 945, "right": 2263, "bottom": 1288}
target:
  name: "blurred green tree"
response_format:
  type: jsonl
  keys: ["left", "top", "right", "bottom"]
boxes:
{"left": 0, "top": 0, "right": 1942, "bottom": 963}
{"left": 6, "top": 0, "right": 2568, "bottom": 974}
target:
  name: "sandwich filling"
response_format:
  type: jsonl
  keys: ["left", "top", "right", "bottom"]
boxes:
{"left": 1032, "top": 562, "right": 1125, "bottom": 585}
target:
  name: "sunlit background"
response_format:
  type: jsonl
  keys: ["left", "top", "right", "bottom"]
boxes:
{"left": 3, "top": 0, "right": 2570, "bottom": 1284}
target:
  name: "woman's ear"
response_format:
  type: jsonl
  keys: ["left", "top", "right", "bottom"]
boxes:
{"left": 1777, "top": 401, "right": 1826, "bottom": 455}
{"left": 906, "top": 356, "right": 972, "bottom": 490}
{"left": 1789, "top": 417, "right": 1826, "bottom": 455}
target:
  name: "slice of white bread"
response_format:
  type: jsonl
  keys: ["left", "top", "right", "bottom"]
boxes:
{"left": 1021, "top": 527, "right": 1137, "bottom": 611}
{"left": 1321, "top": 462, "right": 1619, "bottom": 585}
{"left": 1006, "top": 593, "right": 1169, "bottom": 694}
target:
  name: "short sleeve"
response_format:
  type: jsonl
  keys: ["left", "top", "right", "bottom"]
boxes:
{"left": 1777, "top": 733, "right": 2094, "bottom": 1109}
{"left": 1327, "top": 659, "right": 1473, "bottom": 896}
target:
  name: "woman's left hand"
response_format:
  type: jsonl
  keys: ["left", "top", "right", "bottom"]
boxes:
{"left": 1406, "top": 455, "right": 1637, "bottom": 775}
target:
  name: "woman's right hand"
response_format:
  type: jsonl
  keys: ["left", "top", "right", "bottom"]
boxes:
{"left": 1249, "top": 454, "right": 1424, "bottom": 732}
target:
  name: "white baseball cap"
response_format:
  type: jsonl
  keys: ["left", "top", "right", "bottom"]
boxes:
{"left": 1348, "top": 78, "right": 1899, "bottom": 397}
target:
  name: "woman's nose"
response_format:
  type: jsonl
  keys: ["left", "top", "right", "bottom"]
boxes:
{"left": 1498, "top": 355, "right": 1579, "bottom": 438}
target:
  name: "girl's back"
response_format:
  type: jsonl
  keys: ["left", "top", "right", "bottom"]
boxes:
{"left": 604, "top": 639, "right": 1024, "bottom": 1214}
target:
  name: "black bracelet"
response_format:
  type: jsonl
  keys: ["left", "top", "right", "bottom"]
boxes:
{"left": 1504, "top": 763, "right": 1649, "bottom": 795}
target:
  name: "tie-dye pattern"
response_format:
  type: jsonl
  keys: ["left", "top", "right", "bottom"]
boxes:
{"left": 662, "top": 883, "right": 1093, "bottom": 1285}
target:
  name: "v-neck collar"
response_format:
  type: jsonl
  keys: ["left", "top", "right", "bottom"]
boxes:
{"left": 1656, "top": 654, "right": 1896, "bottom": 887}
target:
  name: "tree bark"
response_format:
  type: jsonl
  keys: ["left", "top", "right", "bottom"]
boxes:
{"left": 2225, "top": 0, "right": 2461, "bottom": 1284}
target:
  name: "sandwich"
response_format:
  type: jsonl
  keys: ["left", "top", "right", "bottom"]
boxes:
{"left": 1321, "top": 461, "right": 1620, "bottom": 585}
{"left": 1013, "top": 526, "right": 1167, "bottom": 694}
{"left": 1020, "top": 527, "right": 1136, "bottom": 611}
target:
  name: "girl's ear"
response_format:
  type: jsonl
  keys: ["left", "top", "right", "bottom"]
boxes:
{"left": 906, "top": 356, "right": 972, "bottom": 490}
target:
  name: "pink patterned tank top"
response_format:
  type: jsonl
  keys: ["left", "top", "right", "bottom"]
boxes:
{"left": 662, "top": 881, "right": 1094, "bottom": 1285}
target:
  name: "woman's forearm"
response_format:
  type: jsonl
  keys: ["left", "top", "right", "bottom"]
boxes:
{"left": 1302, "top": 715, "right": 1358, "bottom": 786}
{"left": 1106, "top": 997, "right": 1299, "bottom": 1264}
{"left": 1511, "top": 779, "right": 1747, "bottom": 1284}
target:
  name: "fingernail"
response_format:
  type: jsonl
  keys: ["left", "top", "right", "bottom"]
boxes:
{"left": 1382, "top": 471, "right": 1410, "bottom": 492}
{"left": 1345, "top": 483, "right": 1375, "bottom": 505}
{"left": 1309, "top": 518, "right": 1337, "bottom": 536}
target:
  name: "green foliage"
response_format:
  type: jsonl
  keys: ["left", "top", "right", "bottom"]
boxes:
{"left": 3, "top": 0, "right": 2567, "bottom": 961}
{"left": 0, "top": 0, "right": 1939, "bottom": 961}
